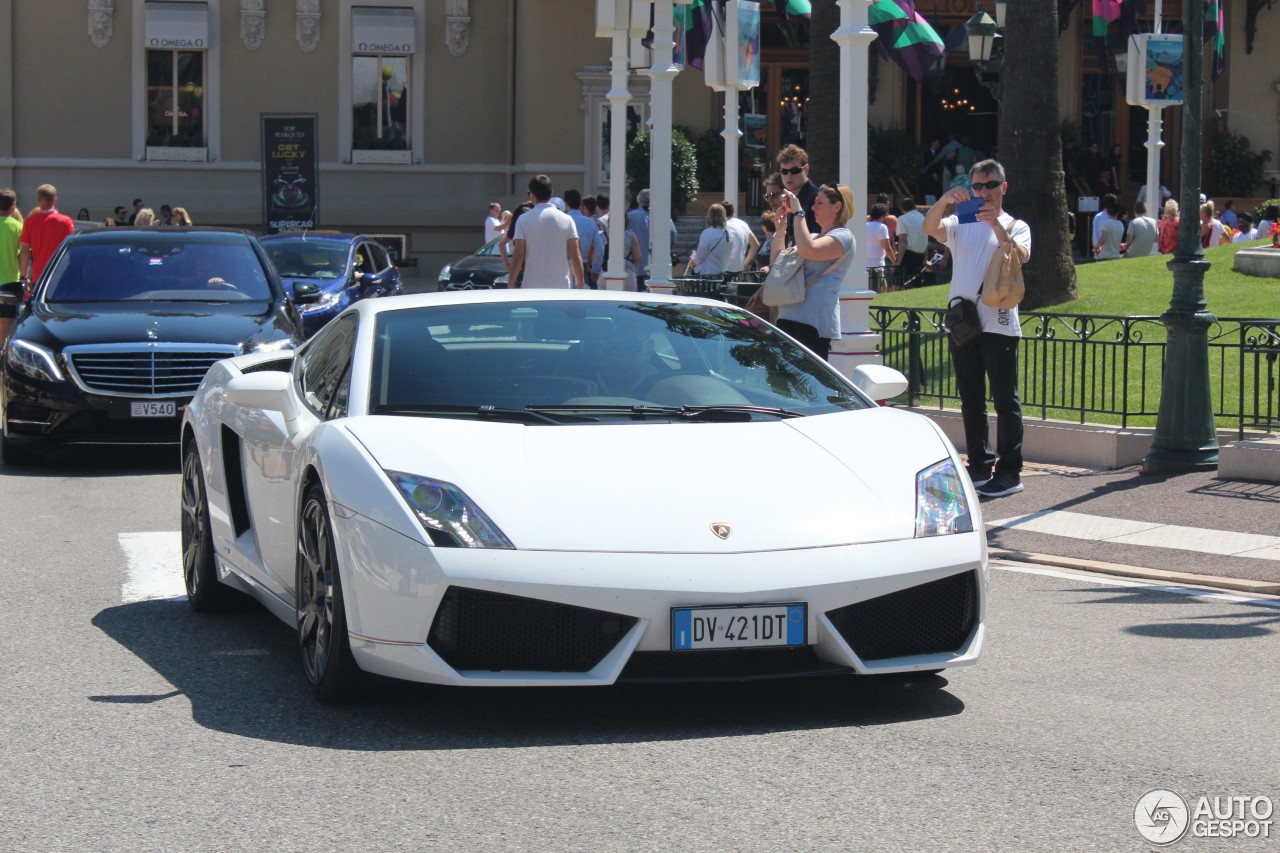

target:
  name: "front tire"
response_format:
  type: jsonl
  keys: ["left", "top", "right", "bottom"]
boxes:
{"left": 181, "top": 443, "right": 233, "bottom": 612}
{"left": 297, "top": 484, "right": 361, "bottom": 702}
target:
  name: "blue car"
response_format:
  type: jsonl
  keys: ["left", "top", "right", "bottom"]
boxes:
{"left": 260, "top": 232, "right": 402, "bottom": 337}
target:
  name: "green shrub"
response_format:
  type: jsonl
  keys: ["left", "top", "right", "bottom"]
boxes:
{"left": 1252, "top": 198, "right": 1280, "bottom": 222}
{"left": 1206, "top": 131, "right": 1272, "bottom": 197}
{"left": 626, "top": 128, "right": 699, "bottom": 214}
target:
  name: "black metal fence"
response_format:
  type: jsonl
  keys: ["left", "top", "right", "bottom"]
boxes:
{"left": 871, "top": 307, "right": 1280, "bottom": 438}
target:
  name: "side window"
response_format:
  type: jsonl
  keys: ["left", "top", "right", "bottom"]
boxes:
{"left": 296, "top": 315, "right": 358, "bottom": 418}
{"left": 367, "top": 243, "right": 390, "bottom": 273}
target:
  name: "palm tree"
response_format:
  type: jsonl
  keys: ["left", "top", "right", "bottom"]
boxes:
{"left": 997, "top": 0, "right": 1077, "bottom": 307}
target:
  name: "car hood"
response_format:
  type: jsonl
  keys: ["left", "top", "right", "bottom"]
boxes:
{"left": 344, "top": 407, "right": 957, "bottom": 552}
{"left": 20, "top": 301, "right": 297, "bottom": 349}
{"left": 444, "top": 252, "right": 506, "bottom": 280}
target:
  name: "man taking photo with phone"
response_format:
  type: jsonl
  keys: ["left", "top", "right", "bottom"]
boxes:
{"left": 923, "top": 160, "right": 1031, "bottom": 499}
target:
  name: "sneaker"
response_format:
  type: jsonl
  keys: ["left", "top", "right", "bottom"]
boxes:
{"left": 967, "top": 469, "right": 992, "bottom": 488}
{"left": 976, "top": 474, "right": 1023, "bottom": 498}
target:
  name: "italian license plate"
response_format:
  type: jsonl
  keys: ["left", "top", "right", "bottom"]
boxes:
{"left": 130, "top": 400, "right": 176, "bottom": 418}
{"left": 671, "top": 603, "right": 806, "bottom": 651}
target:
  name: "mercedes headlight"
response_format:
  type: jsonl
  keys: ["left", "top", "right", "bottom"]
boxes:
{"left": 388, "top": 472, "right": 514, "bottom": 549}
{"left": 915, "top": 458, "right": 973, "bottom": 537}
{"left": 6, "top": 340, "right": 64, "bottom": 382}
{"left": 298, "top": 290, "right": 343, "bottom": 314}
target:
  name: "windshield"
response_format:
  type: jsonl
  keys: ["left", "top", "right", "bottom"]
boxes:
{"left": 263, "top": 241, "right": 350, "bottom": 279}
{"left": 45, "top": 237, "right": 273, "bottom": 303}
{"left": 474, "top": 237, "right": 502, "bottom": 258}
{"left": 368, "top": 301, "right": 868, "bottom": 420}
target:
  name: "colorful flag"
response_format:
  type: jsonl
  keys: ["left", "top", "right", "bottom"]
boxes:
{"left": 1092, "top": 0, "right": 1121, "bottom": 37}
{"left": 1204, "top": 0, "right": 1225, "bottom": 81}
{"left": 869, "top": 0, "right": 945, "bottom": 82}
{"left": 683, "top": 0, "right": 718, "bottom": 69}
{"left": 768, "top": 0, "right": 812, "bottom": 26}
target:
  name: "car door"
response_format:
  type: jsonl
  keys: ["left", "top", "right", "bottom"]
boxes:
{"left": 365, "top": 241, "right": 400, "bottom": 296}
{"left": 243, "top": 315, "right": 358, "bottom": 593}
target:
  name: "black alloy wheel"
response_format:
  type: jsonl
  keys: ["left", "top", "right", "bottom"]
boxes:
{"left": 296, "top": 484, "right": 360, "bottom": 702}
{"left": 180, "top": 443, "right": 232, "bottom": 611}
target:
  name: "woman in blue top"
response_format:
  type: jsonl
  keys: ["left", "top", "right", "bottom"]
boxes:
{"left": 750, "top": 183, "right": 855, "bottom": 361}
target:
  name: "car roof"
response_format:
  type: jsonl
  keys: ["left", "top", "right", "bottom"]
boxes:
{"left": 348, "top": 288, "right": 731, "bottom": 319}
{"left": 259, "top": 232, "right": 367, "bottom": 244}
{"left": 69, "top": 226, "right": 257, "bottom": 244}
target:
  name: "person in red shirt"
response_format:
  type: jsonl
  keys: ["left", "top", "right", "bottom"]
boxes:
{"left": 18, "top": 184, "right": 76, "bottom": 291}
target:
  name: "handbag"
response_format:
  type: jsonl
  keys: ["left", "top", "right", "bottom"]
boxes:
{"left": 945, "top": 296, "right": 982, "bottom": 346}
{"left": 981, "top": 240, "right": 1025, "bottom": 309}
{"left": 761, "top": 247, "right": 847, "bottom": 307}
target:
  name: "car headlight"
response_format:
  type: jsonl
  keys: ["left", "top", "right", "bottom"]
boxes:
{"left": 438, "top": 264, "right": 452, "bottom": 283}
{"left": 6, "top": 340, "right": 64, "bottom": 382}
{"left": 387, "top": 471, "right": 514, "bottom": 549}
{"left": 246, "top": 337, "right": 298, "bottom": 354}
{"left": 915, "top": 458, "right": 973, "bottom": 537}
{"left": 299, "top": 290, "right": 343, "bottom": 314}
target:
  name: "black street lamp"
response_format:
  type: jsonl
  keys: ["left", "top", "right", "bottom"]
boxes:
{"left": 1142, "top": 0, "right": 1219, "bottom": 474}
{"left": 965, "top": 4, "right": 1003, "bottom": 98}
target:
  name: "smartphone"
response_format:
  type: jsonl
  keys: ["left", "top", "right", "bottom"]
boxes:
{"left": 956, "top": 197, "right": 983, "bottom": 225}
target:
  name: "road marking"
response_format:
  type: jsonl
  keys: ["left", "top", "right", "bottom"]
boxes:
{"left": 987, "top": 510, "right": 1280, "bottom": 561}
{"left": 992, "top": 563, "right": 1280, "bottom": 609}
{"left": 119, "top": 531, "right": 186, "bottom": 603}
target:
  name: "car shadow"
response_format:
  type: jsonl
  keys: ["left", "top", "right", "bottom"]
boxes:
{"left": 0, "top": 443, "right": 179, "bottom": 477}
{"left": 1059, "top": 583, "right": 1280, "bottom": 639}
{"left": 91, "top": 596, "right": 966, "bottom": 750}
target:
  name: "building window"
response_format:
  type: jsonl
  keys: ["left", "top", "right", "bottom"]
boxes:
{"left": 146, "top": 49, "right": 206, "bottom": 149}
{"left": 142, "top": 1, "right": 212, "bottom": 161}
{"left": 350, "top": 7, "right": 416, "bottom": 164}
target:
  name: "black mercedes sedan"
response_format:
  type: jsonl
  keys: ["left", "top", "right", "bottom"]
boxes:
{"left": 0, "top": 227, "right": 313, "bottom": 464}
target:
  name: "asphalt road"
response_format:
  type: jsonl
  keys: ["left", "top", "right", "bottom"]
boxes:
{"left": 2, "top": 449, "right": 1277, "bottom": 851}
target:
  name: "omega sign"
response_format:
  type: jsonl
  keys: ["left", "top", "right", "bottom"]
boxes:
{"left": 149, "top": 37, "right": 206, "bottom": 47}
{"left": 357, "top": 41, "right": 411, "bottom": 52}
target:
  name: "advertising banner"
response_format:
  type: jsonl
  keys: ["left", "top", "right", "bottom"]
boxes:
{"left": 1125, "top": 34, "right": 1184, "bottom": 107}
{"left": 261, "top": 114, "right": 319, "bottom": 233}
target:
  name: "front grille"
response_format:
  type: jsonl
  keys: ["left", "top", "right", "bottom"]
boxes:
{"left": 620, "top": 648, "right": 848, "bottom": 683}
{"left": 826, "top": 570, "right": 979, "bottom": 662}
{"left": 65, "top": 346, "right": 237, "bottom": 396}
{"left": 428, "top": 587, "right": 637, "bottom": 673}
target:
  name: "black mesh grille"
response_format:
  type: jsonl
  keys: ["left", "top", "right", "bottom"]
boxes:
{"left": 68, "top": 348, "right": 235, "bottom": 395}
{"left": 620, "top": 647, "right": 848, "bottom": 683}
{"left": 428, "top": 587, "right": 637, "bottom": 673}
{"left": 826, "top": 570, "right": 979, "bottom": 662}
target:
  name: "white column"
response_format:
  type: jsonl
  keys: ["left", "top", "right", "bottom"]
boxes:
{"left": 645, "top": 0, "right": 680, "bottom": 294}
{"left": 721, "top": 2, "right": 742, "bottom": 206}
{"left": 602, "top": 0, "right": 633, "bottom": 291}
{"left": 830, "top": 0, "right": 881, "bottom": 377}
{"left": 1144, "top": 0, "right": 1164, "bottom": 218}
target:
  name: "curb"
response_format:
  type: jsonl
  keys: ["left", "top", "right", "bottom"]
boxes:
{"left": 988, "top": 548, "right": 1280, "bottom": 596}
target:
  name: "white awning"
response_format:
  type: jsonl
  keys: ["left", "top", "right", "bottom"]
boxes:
{"left": 145, "top": 1, "right": 209, "bottom": 49}
{"left": 352, "top": 7, "right": 416, "bottom": 55}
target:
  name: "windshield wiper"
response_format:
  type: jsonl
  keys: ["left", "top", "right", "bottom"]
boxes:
{"left": 371, "top": 404, "right": 571, "bottom": 425}
{"left": 681, "top": 404, "right": 805, "bottom": 420}
{"left": 526, "top": 404, "right": 684, "bottom": 420}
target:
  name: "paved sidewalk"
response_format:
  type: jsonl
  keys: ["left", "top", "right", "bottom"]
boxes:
{"left": 978, "top": 463, "right": 1280, "bottom": 594}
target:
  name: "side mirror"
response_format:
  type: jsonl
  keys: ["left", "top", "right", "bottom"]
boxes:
{"left": 225, "top": 371, "right": 300, "bottom": 422}
{"left": 292, "top": 282, "right": 322, "bottom": 304}
{"left": 0, "top": 281, "right": 25, "bottom": 306}
{"left": 852, "top": 364, "right": 909, "bottom": 405}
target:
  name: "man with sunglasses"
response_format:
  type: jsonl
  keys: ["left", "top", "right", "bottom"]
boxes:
{"left": 775, "top": 144, "right": 819, "bottom": 246}
{"left": 923, "top": 159, "right": 1031, "bottom": 499}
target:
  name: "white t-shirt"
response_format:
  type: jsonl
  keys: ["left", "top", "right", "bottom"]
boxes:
{"left": 1091, "top": 209, "right": 1111, "bottom": 246}
{"left": 1205, "top": 218, "right": 1226, "bottom": 247}
{"left": 484, "top": 215, "right": 504, "bottom": 244}
{"left": 691, "top": 226, "right": 732, "bottom": 275}
{"left": 866, "top": 220, "right": 891, "bottom": 267}
{"left": 896, "top": 209, "right": 928, "bottom": 254}
{"left": 942, "top": 212, "right": 1031, "bottom": 337}
{"left": 1096, "top": 218, "right": 1124, "bottom": 259}
{"left": 724, "top": 217, "right": 754, "bottom": 272}
{"left": 514, "top": 203, "right": 578, "bottom": 288}
{"left": 1233, "top": 227, "right": 1259, "bottom": 243}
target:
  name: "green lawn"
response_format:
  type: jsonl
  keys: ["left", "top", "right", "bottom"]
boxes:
{"left": 874, "top": 238, "right": 1280, "bottom": 318}
{"left": 872, "top": 240, "right": 1280, "bottom": 430}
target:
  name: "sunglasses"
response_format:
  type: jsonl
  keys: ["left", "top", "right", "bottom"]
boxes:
{"left": 971, "top": 179, "right": 1004, "bottom": 190}
{"left": 763, "top": 191, "right": 780, "bottom": 199}
{"left": 779, "top": 166, "right": 806, "bottom": 175}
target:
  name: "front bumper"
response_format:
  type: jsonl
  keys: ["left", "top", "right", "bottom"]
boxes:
{"left": 3, "top": 368, "right": 186, "bottom": 448}
{"left": 329, "top": 509, "right": 987, "bottom": 687}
